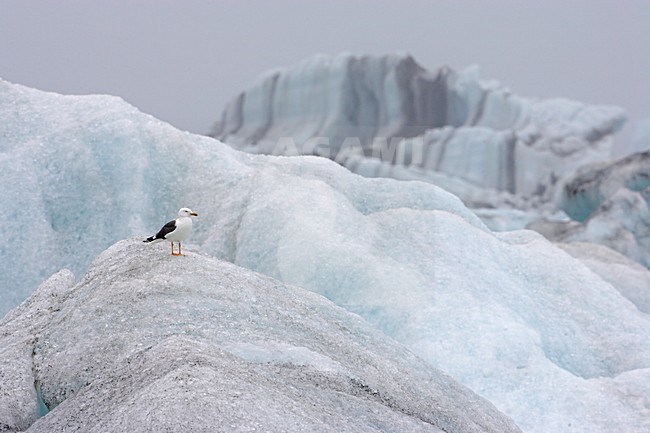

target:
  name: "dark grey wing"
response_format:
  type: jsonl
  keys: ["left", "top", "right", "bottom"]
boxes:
{"left": 154, "top": 219, "right": 177, "bottom": 240}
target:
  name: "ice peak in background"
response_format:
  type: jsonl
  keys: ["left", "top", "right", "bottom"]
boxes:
{"left": 1, "top": 238, "right": 520, "bottom": 433}
{"left": 212, "top": 52, "right": 625, "bottom": 209}
{"left": 2, "top": 78, "right": 650, "bottom": 433}
{"left": 210, "top": 53, "right": 650, "bottom": 268}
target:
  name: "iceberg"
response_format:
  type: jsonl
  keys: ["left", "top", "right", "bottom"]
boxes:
{"left": 1, "top": 239, "right": 520, "bottom": 433}
{"left": 211, "top": 53, "right": 625, "bottom": 209}
{"left": 2, "top": 78, "right": 649, "bottom": 433}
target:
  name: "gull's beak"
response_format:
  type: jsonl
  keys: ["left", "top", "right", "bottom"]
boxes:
{"left": 191, "top": 212, "right": 198, "bottom": 216}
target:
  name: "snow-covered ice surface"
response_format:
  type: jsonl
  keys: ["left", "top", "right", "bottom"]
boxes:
{"left": 2, "top": 79, "right": 650, "bottom": 433}
{"left": 557, "top": 242, "right": 650, "bottom": 314}
{"left": 1, "top": 239, "right": 521, "bottom": 433}
{"left": 212, "top": 53, "right": 624, "bottom": 209}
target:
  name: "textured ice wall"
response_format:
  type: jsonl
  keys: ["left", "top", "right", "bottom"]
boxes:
{"left": 1, "top": 239, "right": 520, "bottom": 433}
{"left": 213, "top": 53, "right": 625, "bottom": 207}
{"left": 0, "top": 80, "right": 184, "bottom": 313}
{"left": 2, "top": 79, "right": 649, "bottom": 433}
{"left": 559, "top": 150, "right": 650, "bottom": 220}
{"left": 546, "top": 150, "right": 650, "bottom": 266}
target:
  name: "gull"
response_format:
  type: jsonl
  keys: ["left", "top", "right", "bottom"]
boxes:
{"left": 144, "top": 208, "right": 198, "bottom": 256}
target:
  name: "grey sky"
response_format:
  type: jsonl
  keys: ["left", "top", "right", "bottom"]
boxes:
{"left": 1, "top": 0, "right": 649, "bottom": 153}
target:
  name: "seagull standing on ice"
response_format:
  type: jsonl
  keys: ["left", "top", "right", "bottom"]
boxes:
{"left": 143, "top": 208, "right": 198, "bottom": 256}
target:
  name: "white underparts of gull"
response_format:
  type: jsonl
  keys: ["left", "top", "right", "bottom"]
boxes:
{"left": 143, "top": 207, "right": 198, "bottom": 256}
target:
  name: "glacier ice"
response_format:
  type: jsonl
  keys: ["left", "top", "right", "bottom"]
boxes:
{"left": 211, "top": 53, "right": 650, "bottom": 267}
{"left": 557, "top": 242, "right": 650, "bottom": 313}
{"left": 558, "top": 150, "right": 650, "bottom": 221}
{"left": 0, "top": 239, "right": 520, "bottom": 433}
{"left": 212, "top": 53, "right": 625, "bottom": 209}
{"left": 1, "top": 78, "right": 650, "bottom": 433}
{"left": 0, "top": 76, "right": 482, "bottom": 319}
{"left": 548, "top": 150, "right": 650, "bottom": 266}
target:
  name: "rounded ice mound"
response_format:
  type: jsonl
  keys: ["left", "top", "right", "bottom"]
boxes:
{"left": 0, "top": 239, "right": 521, "bottom": 433}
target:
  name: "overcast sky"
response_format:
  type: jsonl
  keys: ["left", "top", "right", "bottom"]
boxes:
{"left": 1, "top": 0, "right": 649, "bottom": 153}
